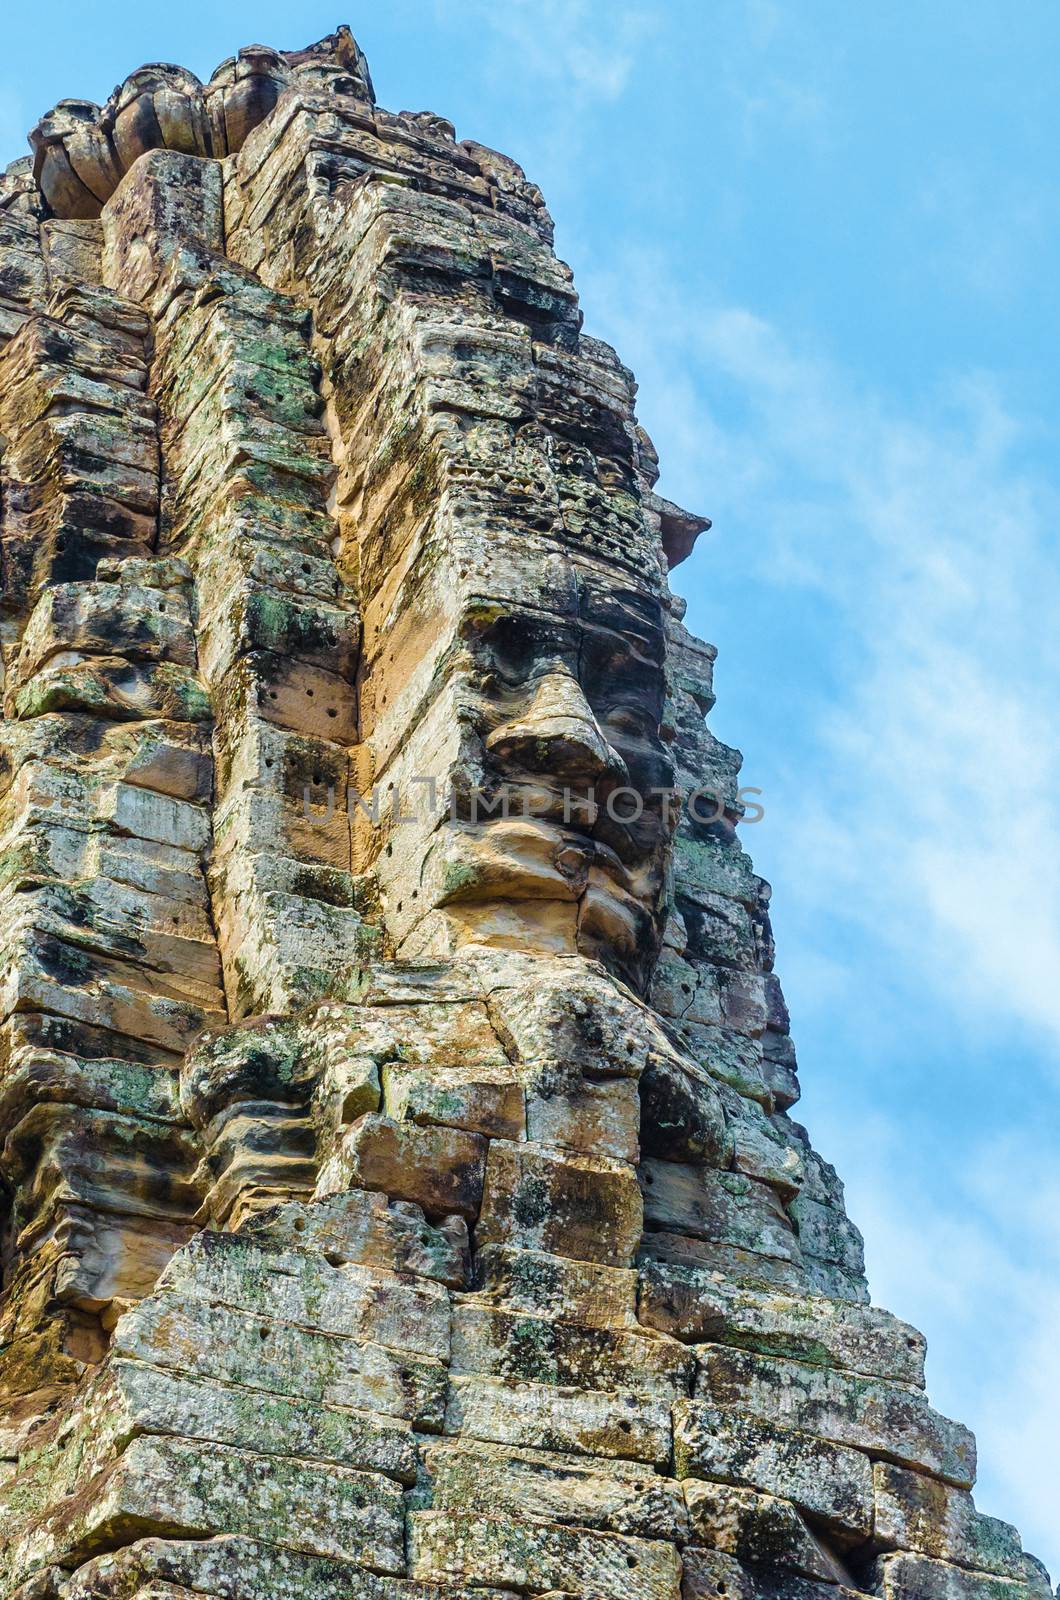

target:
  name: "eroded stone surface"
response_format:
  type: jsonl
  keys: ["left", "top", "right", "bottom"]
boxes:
{"left": 0, "top": 25, "right": 1049, "bottom": 1600}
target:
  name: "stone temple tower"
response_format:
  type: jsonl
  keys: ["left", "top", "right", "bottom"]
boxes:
{"left": 0, "top": 26, "right": 1051, "bottom": 1600}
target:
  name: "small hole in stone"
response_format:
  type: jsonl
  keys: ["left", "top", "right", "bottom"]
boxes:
{"left": 301, "top": 562, "right": 311, "bottom": 573}
{"left": 313, "top": 773, "right": 322, "bottom": 784}
{"left": 411, "top": 890, "right": 418, "bottom": 899}
{"left": 618, "top": 1419, "right": 632, "bottom": 1433}
{"left": 265, "top": 758, "right": 273, "bottom": 768}
{"left": 306, "top": 688, "right": 315, "bottom": 697}
{"left": 294, "top": 1218, "right": 306, "bottom": 1233}
{"left": 644, "top": 1173, "right": 654, "bottom": 1186}
{"left": 386, "top": 843, "right": 393, "bottom": 857}
{"left": 269, "top": 690, "right": 278, "bottom": 700}
{"left": 327, "top": 708, "right": 337, "bottom": 718}
{"left": 259, "top": 1326, "right": 269, "bottom": 1340}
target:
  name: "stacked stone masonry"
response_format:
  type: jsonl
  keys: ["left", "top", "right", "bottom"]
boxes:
{"left": 0, "top": 25, "right": 1051, "bottom": 1600}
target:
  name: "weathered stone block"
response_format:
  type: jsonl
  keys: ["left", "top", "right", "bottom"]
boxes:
{"left": 450, "top": 1304, "right": 692, "bottom": 1397}
{"left": 66, "top": 1536, "right": 519, "bottom": 1600}
{"left": 471, "top": 1246, "right": 640, "bottom": 1328}
{"left": 681, "top": 1480, "right": 852, "bottom": 1583}
{"left": 638, "top": 1053, "right": 732, "bottom": 1165}
{"left": 339, "top": 1113, "right": 486, "bottom": 1222}
{"left": 97, "top": 1358, "right": 420, "bottom": 1482}
{"left": 640, "top": 1161, "right": 799, "bottom": 1263}
{"left": 243, "top": 1192, "right": 469, "bottom": 1287}
{"left": 874, "top": 1463, "right": 1027, "bottom": 1579}
{"left": 446, "top": 1374, "right": 672, "bottom": 1467}
{"left": 696, "top": 1345, "right": 975, "bottom": 1487}
{"left": 874, "top": 1552, "right": 1051, "bottom": 1600}
{"left": 680, "top": 1548, "right": 753, "bottom": 1600}
{"left": 6, "top": 1435, "right": 404, "bottom": 1584}
{"left": 158, "top": 1232, "right": 452, "bottom": 1359}
{"left": 479, "top": 1141, "right": 643, "bottom": 1266}
{"left": 788, "top": 1193, "right": 865, "bottom": 1277}
{"left": 637, "top": 1232, "right": 807, "bottom": 1295}
{"left": 421, "top": 1440, "right": 688, "bottom": 1541}
{"left": 637, "top": 1261, "right": 926, "bottom": 1385}
{"left": 526, "top": 1078, "right": 640, "bottom": 1162}
{"left": 383, "top": 1063, "right": 525, "bottom": 1141}
{"left": 409, "top": 1510, "right": 682, "bottom": 1600}
{"left": 720, "top": 1088, "right": 803, "bottom": 1199}
{"left": 673, "top": 1399, "right": 873, "bottom": 1537}
{"left": 112, "top": 1293, "right": 447, "bottom": 1429}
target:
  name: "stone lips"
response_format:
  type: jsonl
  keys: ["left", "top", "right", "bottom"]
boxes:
{"left": 0, "top": 25, "right": 1051, "bottom": 1600}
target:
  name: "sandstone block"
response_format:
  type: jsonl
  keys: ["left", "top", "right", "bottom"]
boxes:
{"left": 680, "top": 1548, "right": 753, "bottom": 1600}
{"left": 421, "top": 1439, "right": 688, "bottom": 1541}
{"left": 450, "top": 1304, "right": 692, "bottom": 1397}
{"left": 70, "top": 1434, "right": 405, "bottom": 1570}
{"left": 113, "top": 1294, "right": 447, "bottom": 1429}
{"left": 243, "top": 1192, "right": 468, "bottom": 1287}
{"left": 682, "top": 1480, "right": 851, "bottom": 1583}
{"left": 478, "top": 1141, "right": 642, "bottom": 1266}
{"left": 874, "top": 1462, "right": 1028, "bottom": 1579}
{"left": 445, "top": 1374, "right": 672, "bottom": 1467}
{"left": 409, "top": 1510, "right": 682, "bottom": 1600}
{"left": 483, "top": 964, "right": 676, "bottom": 1086}
{"left": 526, "top": 1078, "right": 640, "bottom": 1162}
{"left": 471, "top": 1245, "right": 639, "bottom": 1329}
{"left": 874, "top": 1552, "right": 1052, "bottom": 1600}
{"left": 788, "top": 1193, "right": 865, "bottom": 1277}
{"left": 66, "top": 1536, "right": 520, "bottom": 1600}
{"left": 721, "top": 1088, "right": 803, "bottom": 1199}
{"left": 383, "top": 1063, "right": 525, "bottom": 1141}
{"left": 637, "top": 1261, "right": 926, "bottom": 1386}
{"left": 673, "top": 1399, "right": 873, "bottom": 1537}
{"left": 98, "top": 1358, "right": 420, "bottom": 1482}
{"left": 696, "top": 1345, "right": 975, "bottom": 1488}
{"left": 158, "top": 1232, "right": 452, "bottom": 1359}
{"left": 676, "top": 1023, "right": 770, "bottom": 1104}
{"left": 638, "top": 1053, "right": 732, "bottom": 1165}
{"left": 640, "top": 1161, "right": 798, "bottom": 1263}
{"left": 637, "top": 1232, "right": 807, "bottom": 1295}
{"left": 338, "top": 1114, "right": 486, "bottom": 1221}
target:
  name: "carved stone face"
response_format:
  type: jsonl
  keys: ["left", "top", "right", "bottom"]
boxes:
{"left": 416, "top": 564, "right": 675, "bottom": 993}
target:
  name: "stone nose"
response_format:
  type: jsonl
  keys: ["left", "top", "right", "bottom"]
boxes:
{"left": 485, "top": 669, "right": 629, "bottom": 781}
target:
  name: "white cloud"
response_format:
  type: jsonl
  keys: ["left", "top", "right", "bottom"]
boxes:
{"left": 434, "top": 0, "right": 653, "bottom": 104}
{"left": 916, "top": 160, "right": 1054, "bottom": 304}
{"left": 582, "top": 250, "right": 1060, "bottom": 1056}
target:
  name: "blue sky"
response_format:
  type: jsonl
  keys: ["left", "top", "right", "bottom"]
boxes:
{"left": 5, "top": 0, "right": 1059, "bottom": 1573}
